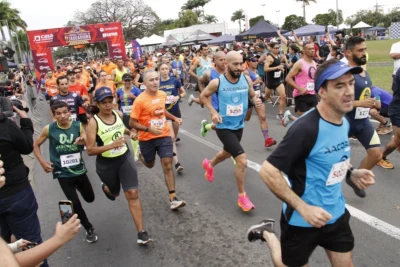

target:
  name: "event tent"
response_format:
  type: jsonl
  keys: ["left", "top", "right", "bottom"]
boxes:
{"left": 181, "top": 30, "right": 214, "bottom": 44}
{"left": 352, "top": 21, "right": 372, "bottom": 29}
{"left": 138, "top": 34, "right": 164, "bottom": 46}
{"left": 235, "top": 20, "right": 285, "bottom": 41}
{"left": 160, "top": 34, "right": 180, "bottom": 47}
{"left": 8, "top": 61, "right": 17, "bottom": 69}
{"left": 283, "top": 24, "right": 339, "bottom": 36}
{"left": 338, "top": 23, "right": 351, "bottom": 29}
{"left": 207, "top": 34, "right": 235, "bottom": 45}
{"left": 367, "top": 26, "right": 386, "bottom": 31}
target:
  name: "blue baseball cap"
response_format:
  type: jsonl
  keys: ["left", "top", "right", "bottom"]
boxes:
{"left": 315, "top": 62, "right": 363, "bottom": 92}
{"left": 94, "top": 87, "right": 113, "bottom": 102}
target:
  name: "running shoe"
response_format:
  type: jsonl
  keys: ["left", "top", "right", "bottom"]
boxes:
{"left": 175, "top": 137, "right": 181, "bottom": 142}
{"left": 175, "top": 162, "right": 184, "bottom": 173}
{"left": 86, "top": 228, "right": 98, "bottom": 243}
{"left": 101, "top": 183, "right": 116, "bottom": 201}
{"left": 238, "top": 194, "right": 255, "bottom": 212}
{"left": 265, "top": 137, "right": 277, "bottom": 148}
{"left": 377, "top": 159, "right": 394, "bottom": 169}
{"left": 200, "top": 119, "right": 208, "bottom": 137}
{"left": 276, "top": 114, "right": 284, "bottom": 121}
{"left": 188, "top": 94, "right": 194, "bottom": 106}
{"left": 247, "top": 219, "right": 275, "bottom": 242}
{"left": 282, "top": 110, "right": 292, "bottom": 127}
{"left": 265, "top": 98, "right": 273, "bottom": 104}
{"left": 345, "top": 176, "right": 366, "bottom": 198}
{"left": 170, "top": 197, "right": 186, "bottom": 210}
{"left": 202, "top": 158, "right": 214, "bottom": 182}
{"left": 377, "top": 126, "right": 393, "bottom": 135}
{"left": 375, "top": 124, "right": 383, "bottom": 131}
{"left": 137, "top": 230, "right": 153, "bottom": 245}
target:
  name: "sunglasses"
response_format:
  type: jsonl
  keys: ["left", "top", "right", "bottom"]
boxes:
{"left": 74, "top": 71, "right": 81, "bottom": 74}
{"left": 250, "top": 58, "right": 258, "bottom": 62}
{"left": 124, "top": 79, "right": 132, "bottom": 82}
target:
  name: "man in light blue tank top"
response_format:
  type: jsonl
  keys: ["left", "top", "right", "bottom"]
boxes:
{"left": 199, "top": 51, "right": 262, "bottom": 213}
{"left": 189, "top": 44, "right": 212, "bottom": 94}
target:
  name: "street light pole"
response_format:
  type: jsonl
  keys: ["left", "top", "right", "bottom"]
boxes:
{"left": 336, "top": 0, "right": 339, "bottom": 29}
{"left": 0, "top": 20, "right": 20, "bottom": 64}
{"left": 261, "top": 4, "right": 266, "bottom": 19}
{"left": 276, "top": 10, "right": 280, "bottom": 27}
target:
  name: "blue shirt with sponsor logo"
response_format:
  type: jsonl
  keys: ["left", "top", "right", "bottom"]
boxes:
{"left": 267, "top": 108, "right": 350, "bottom": 227}
{"left": 159, "top": 77, "right": 181, "bottom": 112}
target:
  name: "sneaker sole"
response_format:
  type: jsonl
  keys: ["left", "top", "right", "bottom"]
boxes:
{"left": 246, "top": 219, "right": 275, "bottom": 242}
{"left": 102, "top": 183, "right": 116, "bottom": 201}
{"left": 345, "top": 178, "right": 366, "bottom": 198}
{"left": 377, "top": 164, "right": 394, "bottom": 169}
{"left": 238, "top": 203, "right": 255, "bottom": 212}
{"left": 137, "top": 238, "right": 153, "bottom": 245}
{"left": 86, "top": 236, "right": 98, "bottom": 243}
{"left": 265, "top": 141, "right": 277, "bottom": 148}
{"left": 202, "top": 160, "right": 214, "bottom": 182}
{"left": 171, "top": 201, "right": 186, "bottom": 210}
{"left": 176, "top": 166, "right": 184, "bottom": 173}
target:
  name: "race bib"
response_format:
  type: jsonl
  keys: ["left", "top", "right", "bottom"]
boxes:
{"left": 110, "top": 146, "right": 125, "bottom": 155}
{"left": 121, "top": 105, "right": 132, "bottom": 114}
{"left": 274, "top": 71, "right": 281, "bottom": 78}
{"left": 355, "top": 107, "right": 370, "bottom": 119}
{"left": 226, "top": 104, "right": 243, "bottom": 116}
{"left": 166, "top": 95, "right": 175, "bottom": 104}
{"left": 150, "top": 118, "right": 165, "bottom": 128}
{"left": 69, "top": 114, "right": 77, "bottom": 122}
{"left": 60, "top": 153, "right": 81, "bottom": 168}
{"left": 50, "top": 89, "right": 58, "bottom": 94}
{"left": 177, "top": 70, "right": 182, "bottom": 75}
{"left": 326, "top": 159, "right": 350, "bottom": 186}
{"left": 306, "top": 82, "right": 315, "bottom": 91}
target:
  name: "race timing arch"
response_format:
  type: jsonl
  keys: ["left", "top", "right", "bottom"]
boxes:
{"left": 27, "top": 22, "right": 126, "bottom": 78}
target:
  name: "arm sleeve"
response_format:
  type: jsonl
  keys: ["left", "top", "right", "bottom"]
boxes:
{"left": 9, "top": 119, "right": 34, "bottom": 155}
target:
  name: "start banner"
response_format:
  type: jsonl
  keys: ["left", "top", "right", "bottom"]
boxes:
{"left": 27, "top": 22, "right": 126, "bottom": 78}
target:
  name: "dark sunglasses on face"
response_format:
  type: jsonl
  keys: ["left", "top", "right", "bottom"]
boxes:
{"left": 251, "top": 58, "right": 258, "bottom": 62}
{"left": 124, "top": 79, "right": 132, "bottom": 82}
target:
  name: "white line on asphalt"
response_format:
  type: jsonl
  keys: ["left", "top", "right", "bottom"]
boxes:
{"left": 180, "top": 128, "right": 400, "bottom": 241}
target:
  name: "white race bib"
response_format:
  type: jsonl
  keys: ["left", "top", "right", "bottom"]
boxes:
{"left": 110, "top": 146, "right": 125, "bottom": 155}
{"left": 306, "top": 82, "right": 315, "bottom": 91}
{"left": 166, "top": 95, "right": 175, "bottom": 104}
{"left": 50, "top": 89, "right": 58, "bottom": 94}
{"left": 355, "top": 107, "right": 370, "bottom": 119}
{"left": 69, "top": 114, "right": 77, "bottom": 122}
{"left": 177, "top": 70, "right": 181, "bottom": 75}
{"left": 150, "top": 118, "right": 165, "bottom": 128}
{"left": 60, "top": 153, "right": 81, "bottom": 168}
{"left": 226, "top": 104, "right": 243, "bottom": 116}
{"left": 326, "top": 159, "right": 350, "bottom": 186}
{"left": 121, "top": 105, "right": 132, "bottom": 114}
{"left": 274, "top": 71, "right": 281, "bottom": 78}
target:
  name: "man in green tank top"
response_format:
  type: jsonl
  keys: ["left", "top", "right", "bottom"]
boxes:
{"left": 111, "top": 58, "right": 127, "bottom": 89}
{"left": 33, "top": 100, "right": 98, "bottom": 244}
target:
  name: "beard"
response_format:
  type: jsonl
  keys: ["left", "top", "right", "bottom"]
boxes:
{"left": 228, "top": 67, "right": 241, "bottom": 78}
{"left": 352, "top": 54, "right": 367, "bottom": 65}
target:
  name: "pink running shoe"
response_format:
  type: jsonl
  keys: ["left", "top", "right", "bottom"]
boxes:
{"left": 202, "top": 158, "right": 214, "bottom": 182}
{"left": 238, "top": 194, "right": 255, "bottom": 212}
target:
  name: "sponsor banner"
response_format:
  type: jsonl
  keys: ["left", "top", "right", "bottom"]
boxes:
{"left": 131, "top": 39, "right": 143, "bottom": 62}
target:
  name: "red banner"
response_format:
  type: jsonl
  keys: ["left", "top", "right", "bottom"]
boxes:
{"left": 27, "top": 22, "right": 126, "bottom": 78}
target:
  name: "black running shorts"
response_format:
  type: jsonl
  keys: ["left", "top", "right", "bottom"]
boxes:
{"left": 294, "top": 94, "right": 318, "bottom": 113}
{"left": 280, "top": 209, "right": 354, "bottom": 266}
{"left": 215, "top": 128, "right": 244, "bottom": 158}
{"left": 77, "top": 113, "right": 88, "bottom": 125}
{"left": 139, "top": 136, "right": 174, "bottom": 163}
{"left": 348, "top": 118, "right": 381, "bottom": 149}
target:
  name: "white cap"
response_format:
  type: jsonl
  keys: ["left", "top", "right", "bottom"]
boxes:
{"left": 156, "top": 53, "right": 162, "bottom": 56}
{"left": 238, "top": 50, "right": 243, "bottom": 54}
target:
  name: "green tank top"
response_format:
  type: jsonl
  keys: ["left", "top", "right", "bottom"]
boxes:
{"left": 48, "top": 121, "right": 86, "bottom": 179}
{"left": 94, "top": 111, "right": 128, "bottom": 158}
{"left": 114, "top": 67, "right": 127, "bottom": 88}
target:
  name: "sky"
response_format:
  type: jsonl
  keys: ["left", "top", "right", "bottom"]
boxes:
{"left": 9, "top": 0, "right": 400, "bottom": 32}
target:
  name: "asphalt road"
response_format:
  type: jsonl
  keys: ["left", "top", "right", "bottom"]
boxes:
{"left": 32, "top": 97, "right": 400, "bottom": 267}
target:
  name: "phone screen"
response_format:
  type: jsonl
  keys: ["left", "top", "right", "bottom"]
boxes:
{"left": 59, "top": 202, "right": 73, "bottom": 224}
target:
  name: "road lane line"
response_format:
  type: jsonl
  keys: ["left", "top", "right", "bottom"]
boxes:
{"left": 180, "top": 128, "right": 400, "bottom": 241}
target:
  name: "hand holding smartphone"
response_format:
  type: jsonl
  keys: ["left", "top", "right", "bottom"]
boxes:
{"left": 59, "top": 200, "right": 74, "bottom": 224}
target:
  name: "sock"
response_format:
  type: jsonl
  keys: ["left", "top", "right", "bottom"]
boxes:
{"left": 262, "top": 129, "right": 269, "bottom": 140}
{"left": 131, "top": 139, "right": 139, "bottom": 159}
{"left": 169, "top": 190, "right": 176, "bottom": 201}
{"left": 239, "top": 192, "right": 246, "bottom": 197}
{"left": 205, "top": 123, "right": 213, "bottom": 131}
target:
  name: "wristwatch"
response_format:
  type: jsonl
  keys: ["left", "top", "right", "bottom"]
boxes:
{"left": 145, "top": 127, "right": 149, "bottom": 132}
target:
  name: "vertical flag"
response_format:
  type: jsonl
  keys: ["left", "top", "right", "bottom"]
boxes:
{"left": 131, "top": 39, "right": 143, "bottom": 62}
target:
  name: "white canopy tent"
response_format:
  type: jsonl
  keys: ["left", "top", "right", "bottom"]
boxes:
{"left": 353, "top": 21, "right": 372, "bottom": 29}
{"left": 338, "top": 23, "right": 351, "bottom": 29}
{"left": 138, "top": 35, "right": 164, "bottom": 46}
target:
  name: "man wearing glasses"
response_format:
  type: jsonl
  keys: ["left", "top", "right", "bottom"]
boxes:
{"left": 67, "top": 68, "right": 90, "bottom": 125}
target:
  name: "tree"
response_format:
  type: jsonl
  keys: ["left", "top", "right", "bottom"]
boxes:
{"left": 312, "top": 9, "right": 343, "bottom": 26}
{"left": 181, "top": 0, "right": 212, "bottom": 22}
{"left": 231, "top": 9, "right": 245, "bottom": 32}
{"left": 72, "top": 0, "right": 159, "bottom": 40}
{"left": 0, "top": 1, "right": 27, "bottom": 41}
{"left": 203, "top": 14, "right": 218, "bottom": 24}
{"left": 282, "top": 14, "right": 308, "bottom": 30}
{"left": 249, "top": 16, "right": 275, "bottom": 28}
{"left": 175, "top": 10, "right": 199, "bottom": 28}
{"left": 345, "top": 9, "right": 388, "bottom": 28}
{"left": 295, "top": 0, "right": 316, "bottom": 21}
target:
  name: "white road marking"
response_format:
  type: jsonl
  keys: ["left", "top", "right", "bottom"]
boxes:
{"left": 180, "top": 128, "right": 400, "bottom": 241}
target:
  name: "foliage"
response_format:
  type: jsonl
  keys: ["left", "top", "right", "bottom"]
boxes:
{"left": 203, "top": 15, "right": 218, "bottom": 24}
{"left": 295, "top": 0, "right": 317, "bottom": 19}
{"left": 176, "top": 10, "right": 200, "bottom": 28}
{"left": 181, "top": 0, "right": 212, "bottom": 20}
{"left": 231, "top": 9, "right": 245, "bottom": 32}
{"left": 345, "top": 7, "right": 400, "bottom": 28}
{"left": 249, "top": 16, "right": 275, "bottom": 28}
{"left": 282, "top": 14, "right": 308, "bottom": 30}
{"left": 0, "top": 1, "right": 27, "bottom": 41}
{"left": 312, "top": 9, "right": 343, "bottom": 26}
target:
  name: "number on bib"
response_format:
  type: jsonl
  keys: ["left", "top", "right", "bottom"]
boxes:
{"left": 121, "top": 105, "right": 132, "bottom": 114}
{"left": 306, "top": 82, "right": 315, "bottom": 91}
{"left": 60, "top": 153, "right": 81, "bottom": 168}
{"left": 150, "top": 118, "right": 165, "bottom": 128}
{"left": 326, "top": 159, "right": 350, "bottom": 186}
{"left": 274, "top": 71, "right": 281, "bottom": 78}
{"left": 355, "top": 107, "right": 370, "bottom": 119}
{"left": 110, "top": 146, "right": 125, "bottom": 155}
{"left": 226, "top": 104, "right": 244, "bottom": 116}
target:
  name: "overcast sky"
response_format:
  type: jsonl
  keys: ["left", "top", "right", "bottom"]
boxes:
{"left": 9, "top": 0, "right": 400, "bottom": 32}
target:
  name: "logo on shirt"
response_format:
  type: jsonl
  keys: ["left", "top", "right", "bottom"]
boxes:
{"left": 359, "top": 87, "right": 371, "bottom": 100}
{"left": 154, "top": 106, "right": 164, "bottom": 117}
{"left": 112, "top": 131, "right": 122, "bottom": 141}
{"left": 231, "top": 94, "right": 241, "bottom": 104}
{"left": 324, "top": 141, "right": 350, "bottom": 154}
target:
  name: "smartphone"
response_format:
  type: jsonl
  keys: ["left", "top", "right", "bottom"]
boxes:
{"left": 59, "top": 200, "right": 74, "bottom": 224}
{"left": 22, "top": 242, "right": 38, "bottom": 251}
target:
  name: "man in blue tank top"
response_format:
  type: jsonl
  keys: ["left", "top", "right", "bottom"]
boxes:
{"left": 189, "top": 44, "right": 212, "bottom": 93}
{"left": 247, "top": 59, "right": 375, "bottom": 267}
{"left": 200, "top": 51, "right": 262, "bottom": 212}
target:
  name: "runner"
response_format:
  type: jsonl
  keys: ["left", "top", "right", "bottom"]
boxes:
{"left": 343, "top": 37, "right": 382, "bottom": 197}
{"left": 100, "top": 57, "right": 116, "bottom": 78}
{"left": 171, "top": 53, "right": 184, "bottom": 85}
{"left": 158, "top": 63, "right": 186, "bottom": 173}
{"left": 86, "top": 87, "right": 152, "bottom": 245}
{"left": 111, "top": 58, "right": 127, "bottom": 89}
{"left": 377, "top": 68, "right": 400, "bottom": 169}
{"left": 264, "top": 42, "right": 287, "bottom": 119}
{"left": 370, "top": 86, "right": 393, "bottom": 135}
{"left": 43, "top": 70, "right": 58, "bottom": 101}
{"left": 68, "top": 69, "right": 90, "bottom": 126}
{"left": 200, "top": 51, "right": 261, "bottom": 212}
{"left": 247, "top": 59, "right": 375, "bottom": 267}
{"left": 129, "top": 70, "right": 186, "bottom": 210}
{"left": 33, "top": 100, "right": 98, "bottom": 244}
{"left": 50, "top": 76, "right": 88, "bottom": 122}
{"left": 243, "top": 53, "right": 277, "bottom": 147}
{"left": 116, "top": 73, "right": 142, "bottom": 161}
{"left": 189, "top": 44, "right": 212, "bottom": 94}
{"left": 283, "top": 42, "right": 319, "bottom": 126}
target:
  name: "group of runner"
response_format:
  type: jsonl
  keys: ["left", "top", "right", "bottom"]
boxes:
{"left": 34, "top": 35, "right": 400, "bottom": 266}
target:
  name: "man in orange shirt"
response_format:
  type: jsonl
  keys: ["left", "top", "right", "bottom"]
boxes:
{"left": 73, "top": 66, "right": 90, "bottom": 91}
{"left": 67, "top": 69, "right": 89, "bottom": 125}
{"left": 100, "top": 57, "right": 116, "bottom": 78}
{"left": 44, "top": 70, "right": 58, "bottom": 101}
{"left": 129, "top": 70, "right": 186, "bottom": 211}
{"left": 53, "top": 66, "right": 65, "bottom": 78}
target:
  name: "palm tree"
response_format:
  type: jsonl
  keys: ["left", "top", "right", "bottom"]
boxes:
{"left": 0, "top": 1, "right": 27, "bottom": 41}
{"left": 231, "top": 9, "right": 245, "bottom": 32}
{"left": 12, "top": 29, "right": 29, "bottom": 60}
{"left": 204, "top": 15, "right": 218, "bottom": 24}
{"left": 296, "top": 0, "right": 317, "bottom": 21}
{"left": 197, "top": 0, "right": 211, "bottom": 17}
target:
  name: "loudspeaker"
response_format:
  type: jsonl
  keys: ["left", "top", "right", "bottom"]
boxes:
{"left": 0, "top": 56, "right": 8, "bottom": 72}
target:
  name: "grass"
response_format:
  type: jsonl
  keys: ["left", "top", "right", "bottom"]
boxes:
{"left": 366, "top": 39, "right": 399, "bottom": 62}
{"left": 367, "top": 66, "right": 393, "bottom": 92}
